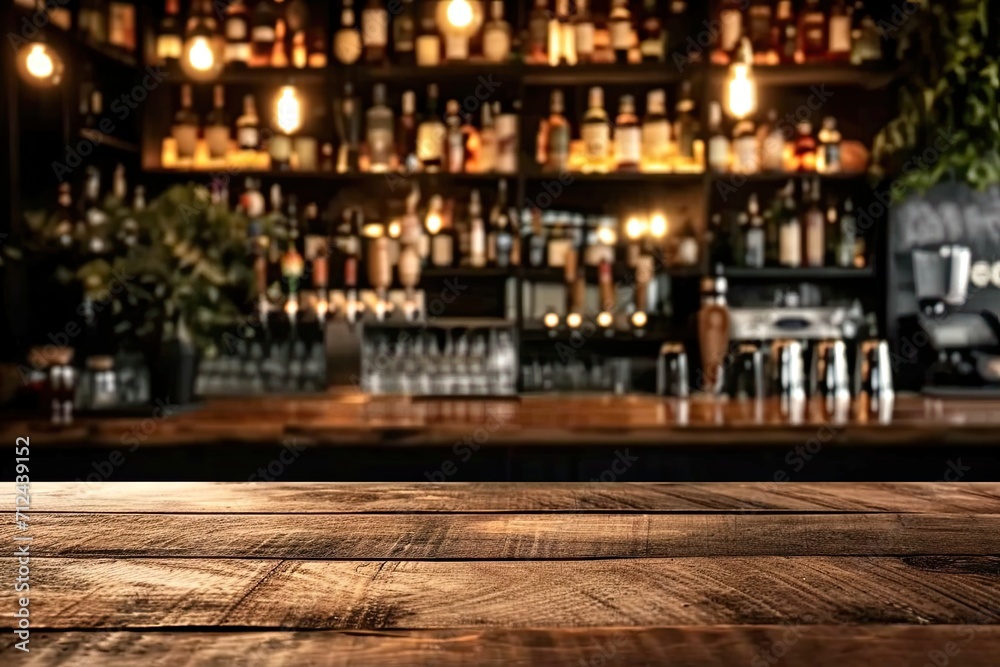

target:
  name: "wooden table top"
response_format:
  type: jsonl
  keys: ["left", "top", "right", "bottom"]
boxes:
{"left": 2, "top": 482, "right": 999, "bottom": 665}
{"left": 8, "top": 393, "right": 1000, "bottom": 447}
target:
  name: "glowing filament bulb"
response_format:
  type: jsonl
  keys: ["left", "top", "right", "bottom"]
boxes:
{"left": 649, "top": 213, "right": 668, "bottom": 239}
{"left": 188, "top": 36, "right": 215, "bottom": 72}
{"left": 447, "top": 0, "right": 474, "bottom": 28}
{"left": 276, "top": 86, "right": 302, "bottom": 135}
{"left": 26, "top": 44, "right": 54, "bottom": 79}
{"left": 727, "top": 64, "right": 756, "bottom": 119}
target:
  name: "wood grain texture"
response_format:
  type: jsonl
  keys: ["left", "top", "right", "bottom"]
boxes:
{"left": 8, "top": 394, "right": 1000, "bottom": 447}
{"left": 4, "top": 557, "right": 997, "bottom": 629}
{"left": 14, "top": 512, "right": 1000, "bottom": 558}
{"left": 13, "top": 482, "right": 1000, "bottom": 514}
{"left": 4, "top": 627, "right": 1000, "bottom": 667}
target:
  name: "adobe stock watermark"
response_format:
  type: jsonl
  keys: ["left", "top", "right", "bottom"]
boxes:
{"left": 247, "top": 438, "right": 308, "bottom": 481}
{"left": 590, "top": 449, "right": 639, "bottom": 482}
{"left": 750, "top": 614, "right": 818, "bottom": 667}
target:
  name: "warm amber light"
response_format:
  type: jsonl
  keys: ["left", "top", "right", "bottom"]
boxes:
{"left": 631, "top": 311, "right": 648, "bottom": 328}
{"left": 597, "top": 311, "right": 614, "bottom": 328}
{"left": 649, "top": 213, "right": 668, "bottom": 239}
{"left": 387, "top": 221, "right": 402, "bottom": 238}
{"left": 425, "top": 212, "right": 443, "bottom": 235}
{"left": 596, "top": 226, "right": 617, "bottom": 246}
{"left": 625, "top": 216, "right": 647, "bottom": 241}
{"left": 17, "top": 42, "right": 64, "bottom": 87}
{"left": 362, "top": 223, "right": 384, "bottom": 238}
{"left": 726, "top": 39, "right": 757, "bottom": 119}
{"left": 180, "top": 31, "right": 223, "bottom": 80}
{"left": 543, "top": 312, "right": 560, "bottom": 328}
{"left": 446, "top": 0, "right": 474, "bottom": 28}
{"left": 276, "top": 86, "right": 302, "bottom": 135}
{"left": 188, "top": 37, "right": 214, "bottom": 71}
{"left": 566, "top": 313, "right": 583, "bottom": 329}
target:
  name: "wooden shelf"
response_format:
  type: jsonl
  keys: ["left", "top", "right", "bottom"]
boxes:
{"left": 80, "top": 129, "right": 139, "bottom": 154}
{"left": 142, "top": 169, "right": 510, "bottom": 183}
{"left": 708, "top": 62, "right": 899, "bottom": 88}
{"left": 163, "top": 65, "right": 327, "bottom": 85}
{"left": 723, "top": 267, "right": 874, "bottom": 280}
{"left": 523, "top": 171, "right": 705, "bottom": 183}
{"left": 75, "top": 38, "right": 138, "bottom": 69}
{"left": 522, "top": 62, "right": 688, "bottom": 86}
{"left": 709, "top": 172, "right": 869, "bottom": 184}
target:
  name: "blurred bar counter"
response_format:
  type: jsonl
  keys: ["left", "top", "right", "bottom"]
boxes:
{"left": 4, "top": 394, "right": 1000, "bottom": 481}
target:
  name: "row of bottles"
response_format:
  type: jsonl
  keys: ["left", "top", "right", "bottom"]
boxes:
{"left": 709, "top": 179, "right": 865, "bottom": 269}
{"left": 537, "top": 82, "right": 703, "bottom": 174}
{"left": 161, "top": 83, "right": 519, "bottom": 174}
{"left": 707, "top": 103, "right": 863, "bottom": 175}
{"left": 712, "top": 0, "right": 884, "bottom": 65}
{"left": 77, "top": 0, "right": 137, "bottom": 52}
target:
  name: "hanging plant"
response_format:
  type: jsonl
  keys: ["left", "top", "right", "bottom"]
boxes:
{"left": 871, "top": 0, "right": 1000, "bottom": 193}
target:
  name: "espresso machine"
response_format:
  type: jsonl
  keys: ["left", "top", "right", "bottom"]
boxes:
{"left": 913, "top": 245, "right": 1000, "bottom": 393}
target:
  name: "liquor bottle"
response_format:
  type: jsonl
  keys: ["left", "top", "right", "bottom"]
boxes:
{"left": 825, "top": 196, "right": 840, "bottom": 266}
{"left": 224, "top": 0, "right": 252, "bottom": 67}
{"left": 156, "top": 0, "right": 183, "bottom": 65}
{"left": 851, "top": 1, "right": 882, "bottom": 64}
{"left": 778, "top": 181, "right": 802, "bottom": 267}
{"left": 545, "top": 89, "right": 571, "bottom": 172}
{"left": 839, "top": 197, "right": 859, "bottom": 268}
{"left": 491, "top": 179, "right": 514, "bottom": 267}
{"left": 731, "top": 211, "right": 747, "bottom": 267}
{"left": 803, "top": 178, "right": 825, "bottom": 267}
{"left": 765, "top": 192, "right": 781, "bottom": 264}
{"left": 574, "top": 0, "right": 596, "bottom": 64}
{"left": 205, "top": 85, "right": 230, "bottom": 161}
{"left": 79, "top": 0, "right": 107, "bottom": 44}
{"left": 479, "top": 103, "right": 498, "bottom": 173}
{"left": 642, "top": 89, "right": 671, "bottom": 171}
{"left": 483, "top": 0, "right": 512, "bottom": 63}
{"left": 745, "top": 194, "right": 766, "bottom": 268}
{"left": 82, "top": 87, "right": 102, "bottom": 130}
{"left": 794, "top": 122, "right": 817, "bottom": 172}
{"left": 467, "top": 190, "right": 487, "bottom": 268}
{"left": 674, "top": 81, "right": 698, "bottom": 161}
{"left": 718, "top": 0, "right": 743, "bottom": 57}
{"left": 707, "top": 212, "right": 728, "bottom": 267}
{"left": 397, "top": 90, "right": 419, "bottom": 172}
{"left": 665, "top": 0, "right": 689, "bottom": 61}
{"left": 732, "top": 118, "right": 759, "bottom": 174}
{"left": 548, "top": 0, "right": 576, "bottom": 66}
{"left": 828, "top": 0, "right": 851, "bottom": 62}
{"left": 308, "top": 29, "right": 328, "bottom": 67}
{"left": 334, "top": 0, "right": 363, "bottom": 65}
{"left": 528, "top": 0, "right": 549, "bottom": 64}
{"left": 526, "top": 208, "right": 548, "bottom": 267}
{"left": 798, "top": 0, "right": 827, "bottom": 61}
{"left": 364, "top": 84, "right": 395, "bottom": 173}
{"left": 748, "top": 0, "right": 773, "bottom": 61}
{"left": 285, "top": 0, "right": 310, "bottom": 35}
{"left": 271, "top": 18, "right": 289, "bottom": 67}
{"left": 281, "top": 195, "right": 306, "bottom": 304}
{"left": 707, "top": 101, "right": 730, "bottom": 173}
{"left": 495, "top": 102, "right": 518, "bottom": 174}
{"left": 445, "top": 100, "right": 465, "bottom": 173}
{"left": 237, "top": 94, "right": 261, "bottom": 151}
{"left": 773, "top": 0, "right": 798, "bottom": 64}
{"left": 338, "top": 82, "right": 362, "bottom": 172}
{"left": 639, "top": 0, "right": 664, "bottom": 63}
{"left": 110, "top": 1, "right": 137, "bottom": 50}
{"left": 362, "top": 0, "right": 389, "bottom": 65}
{"left": 426, "top": 196, "right": 454, "bottom": 267}
{"left": 393, "top": 0, "right": 417, "bottom": 65}
{"left": 676, "top": 208, "right": 699, "bottom": 266}
{"left": 417, "top": 84, "right": 445, "bottom": 172}
{"left": 582, "top": 86, "right": 610, "bottom": 173}
{"left": 817, "top": 117, "right": 842, "bottom": 174}
{"left": 608, "top": 0, "right": 633, "bottom": 65}
{"left": 250, "top": 0, "right": 278, "bottom": 68}
{"left": 172, "top": 84, "right": 199, "bottom": 162}
{"left": 759, "top": 108, "right": 786, "bottom": 172}
{"left": 615, "top": 95, "right": 641, "bottom": 172}
{"left": 267, "top": 184, "right": 287, "bottom": 293}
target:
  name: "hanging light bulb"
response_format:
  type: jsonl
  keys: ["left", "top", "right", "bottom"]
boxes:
{"left": 180, "top": 1, "right": 224, "bottom": 81}
{"left": 566, "top": 313, "right": 583, "bottom": 329}
{"left": 630, "top": 310, "right": 648, "bottom": 329}
{"left": 436, "top": 0, "right": 483, "bottom": 61}
{"left": 596, "top": 311, "right": 614, "bottom": 328}
{"left": 17, "top": 40, "right": 64, "bottom": 87}
{"left": 276, "top": 86, "right": 302, "bottom": 135}
{"left": 625, "top": 215, "right": 647, "bottom": 241}
{"left": 726, "top": 37, "right": 757, "bottom": 119}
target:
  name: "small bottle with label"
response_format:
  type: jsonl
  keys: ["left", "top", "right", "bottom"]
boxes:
{"left": 707, "top": 101, "right": 730, "bottom": 173}
{"left": 334, "top": 0, "right": 362, "bottom": 65}
{"left": 574, "top": 0, "right": 596, "bottom": 64}
{"left": 817, "top": 117, "right": 842, "bottom": 174}
{"left": 545, "top": 89, "right": 571, "bottom": 172}
{"left": 482, "top": 0, "right": 511, "bottom": 63}
{"left": 614, "top": 95, "right": 641, "bottom": 172}
{"left": 608, "top": 0, "right": 633, "bottom": 65}
{"left": 582, "top": 87, "right": 610, "bottom": 173}
{"left": 732, "top": 118, "right": 760, "bottom": 174}
{"left": 362, "top": 0, "right": 389, "bottom": 65}
{"left": 642, "top": 89, "right": 671, "bottom": 171}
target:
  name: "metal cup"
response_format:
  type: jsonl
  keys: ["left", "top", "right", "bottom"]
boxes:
{"left": 656, "top": 342, "right": 689, "bottom": 397}
{"left": 770, "top": 339, "right": 806, "bottom": 402}
{"left": 725, "top": 343, "right": 765, "bottom": 399}
{"left": 813, "top": 340, "right": 851, "bottom": 401}
{"left": 858, "top": 339, "right": 895, "bottom": 414}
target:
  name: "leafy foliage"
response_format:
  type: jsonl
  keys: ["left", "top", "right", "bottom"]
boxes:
{"left": 872, "top": 0, "right": 1000, "bottom": 192}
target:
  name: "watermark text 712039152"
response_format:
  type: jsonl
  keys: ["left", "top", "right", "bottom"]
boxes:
{"left": 13, "top": 436, "right": 33, "bottom": 652}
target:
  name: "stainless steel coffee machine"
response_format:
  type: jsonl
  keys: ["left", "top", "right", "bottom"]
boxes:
{"left": 914, "top": 245, "right": 1000, "bottom": 393}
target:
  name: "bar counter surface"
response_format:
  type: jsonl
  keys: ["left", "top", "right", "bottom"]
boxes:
{"left": 7, "top": 393, "right": 1000, "bottom": 446}
{"left": 2, "top": 482, "right": 998, "bottom": 666}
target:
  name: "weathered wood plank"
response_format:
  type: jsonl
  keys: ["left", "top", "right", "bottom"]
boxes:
{"left": 13, "top": 512, "right": 1000, "bottom": 558}
{"left": 4, "top": 627, "right": 1000, "bottom": 667}
{"left": 11, "top": 482, "right": 1000, "bottom": 514}
{"left": 4, "top": 557, "right": 997, "bottom": 629}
